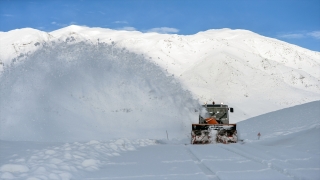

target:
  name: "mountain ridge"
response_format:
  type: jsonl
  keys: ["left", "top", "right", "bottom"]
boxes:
{"left": 1, "top": 25, "right": 319, "bottom": 122}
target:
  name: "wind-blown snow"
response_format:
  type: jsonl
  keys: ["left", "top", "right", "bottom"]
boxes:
{"left": 0, "top": 42, "right": 199, "bottom": 142}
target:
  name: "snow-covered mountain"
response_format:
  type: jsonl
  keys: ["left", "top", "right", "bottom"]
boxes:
{"left": 1, "top": 25, "right": 319, "bottom": 123}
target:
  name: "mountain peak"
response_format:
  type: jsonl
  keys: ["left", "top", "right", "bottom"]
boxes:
{"left": 1, "top": 26, "right": 319, "bottom": 122}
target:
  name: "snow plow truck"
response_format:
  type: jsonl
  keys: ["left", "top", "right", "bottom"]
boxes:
{"left": 191, "top": 102, "right": 237, "bottom": 144}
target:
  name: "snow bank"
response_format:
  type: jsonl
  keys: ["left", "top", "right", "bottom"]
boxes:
{"left": 238, "top": 100, "right": 320, "bottom": 143}
{"left": 0, "top": 42, "right": 199, "bottom": 142}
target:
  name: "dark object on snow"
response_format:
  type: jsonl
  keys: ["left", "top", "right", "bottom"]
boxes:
{"left": 191, "top": 103, "right": 237, "bottom": 144}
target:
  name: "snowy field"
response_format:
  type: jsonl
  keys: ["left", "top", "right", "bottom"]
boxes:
{"left": 1, "top": 101, "right": 319, "bottom": 179}
{"left": 0, "top": 26, "right": 320, "bottom": 179}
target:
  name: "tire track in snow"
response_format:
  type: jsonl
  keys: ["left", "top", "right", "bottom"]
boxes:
{"left": 185, "top": 145, "right": 219, "bottom": 180}
{"left": 85, "top": 173, "right": 205, "bottom": 180}
{"left": 218, "top": 144, "right": 296, "bottom": 180}
{"left": 227, "top": 143, "right": 320, "bottom": 179}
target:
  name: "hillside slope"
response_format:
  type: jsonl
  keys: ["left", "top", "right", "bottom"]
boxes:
{"left": 1, "top": 26, "right": 320, "bottom": 122}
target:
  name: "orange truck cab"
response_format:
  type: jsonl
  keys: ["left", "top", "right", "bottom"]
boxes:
{"left": 205, "top": 117, "right": 219, "bottom": 124}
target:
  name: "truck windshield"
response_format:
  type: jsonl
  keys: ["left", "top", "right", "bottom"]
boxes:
{"left": 207, "top": 108, "right": 227, "bottom": 120}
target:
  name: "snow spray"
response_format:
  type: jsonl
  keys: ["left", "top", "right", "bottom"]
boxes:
{"left": 0, "top": 42, "right": 200, "bottom": 142}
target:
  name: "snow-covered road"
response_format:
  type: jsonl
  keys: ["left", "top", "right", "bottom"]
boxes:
{"left": 1, "top": 101, "right": 320, "bottom": 180}
{"left": 2, "top": 139, "right": 319, "bottom": 180}
{"left": 91, "top": 143, "right": 318, "bottom": 180}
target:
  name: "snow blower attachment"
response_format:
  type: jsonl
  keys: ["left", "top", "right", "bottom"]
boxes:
{"left": 191, "top": 103, "right": 237, "bottom": 144}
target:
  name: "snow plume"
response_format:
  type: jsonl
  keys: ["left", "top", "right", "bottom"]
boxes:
{"left": 199, "top": 107, "right": 210, "bottom": 119}
{"left": 0, "top": 42, "right": 200, "bottom": 142}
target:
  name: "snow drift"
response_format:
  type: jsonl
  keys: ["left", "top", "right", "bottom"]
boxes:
{"left": 238, "top": 100, "right": 320, "bottom": 148}
{"left": 0, "top": 42, "right": 199, "bottom": 142}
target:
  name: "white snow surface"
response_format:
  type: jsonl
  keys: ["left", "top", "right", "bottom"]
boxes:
{"left": 0, "top": 26, "right": 320, "bottom": 179}
{"left": 1, "top": 101, "right": 319, "bottom": 180}
{"left": 1, "top": 25, "right": 320, "bottom": 122}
